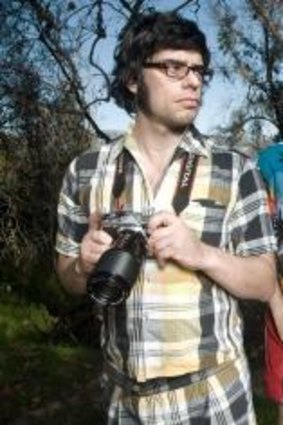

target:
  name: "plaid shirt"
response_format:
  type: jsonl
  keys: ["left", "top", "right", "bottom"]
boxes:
{"left": 56, "top": 126, "right": 276, "bottom": 382}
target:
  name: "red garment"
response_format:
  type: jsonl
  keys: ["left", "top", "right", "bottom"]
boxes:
{"left": 264, "top": 310, "right": 283, "bottom": 403}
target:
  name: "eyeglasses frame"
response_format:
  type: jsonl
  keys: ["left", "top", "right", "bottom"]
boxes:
{"left": 143, "top": 60, "right": 213, "bottom": 83}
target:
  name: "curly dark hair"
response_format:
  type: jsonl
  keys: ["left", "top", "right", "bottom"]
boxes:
{"left": 111, "top": 11, "right": 211, "bottom": 114}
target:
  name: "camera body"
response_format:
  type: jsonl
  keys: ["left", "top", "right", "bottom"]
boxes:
{"left": 101, "top": 210, "right": 149, "bottom": 240}
{"left": 87, "top": 211, "right": 150, "bottom": 307}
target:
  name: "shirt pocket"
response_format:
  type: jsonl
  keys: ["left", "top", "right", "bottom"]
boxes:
{"left": 181, "top": 199, "right": 227, "bottom": 247}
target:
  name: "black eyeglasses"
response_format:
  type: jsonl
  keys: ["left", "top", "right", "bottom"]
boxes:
{"left": 143, "top": 60, "right": 213, "bottom": 83}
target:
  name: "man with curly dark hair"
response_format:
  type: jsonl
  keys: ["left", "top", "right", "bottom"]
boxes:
{"left": 56, "top": 11, "right": 277, "bottom": 424}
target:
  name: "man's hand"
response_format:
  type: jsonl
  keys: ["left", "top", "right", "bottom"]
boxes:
{"left": 147, "top": 211, "right": 276, "bottom": 301}
{"left": 77, "top": 212, "right": 113, "bottom": 276}
{"left": 56, "top": 212, "right": 113, "bottom": 295}
{"left": 147, "top": 211, "right": 204, "bottom": 269}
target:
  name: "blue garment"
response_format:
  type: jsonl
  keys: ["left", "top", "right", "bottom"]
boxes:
{"left": 258, "top": 142, "right": 283, "bottom": 256}
{"left": 258, "top": 142, "right": 283, "bottom": 202}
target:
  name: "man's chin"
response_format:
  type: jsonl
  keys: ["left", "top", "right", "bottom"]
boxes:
{"left": 170, "top": 110, "right": 198, "bottom": 132}
{"left": 167, "top": 122, "right": 189, "bottom": 135}
{"left": 166, "top": 116, "right": 196, "bottom": 134}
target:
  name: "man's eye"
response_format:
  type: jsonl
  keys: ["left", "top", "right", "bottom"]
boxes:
{"left": 171, "top": 64, "right": 183, "bottom": 70}
{"left": 166, "top": 62, "right": 184, "bottom": 71}
{"left": 192, "top": 66, "right": 205, "bottom": 75}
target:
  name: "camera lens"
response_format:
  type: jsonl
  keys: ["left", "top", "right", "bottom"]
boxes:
{"left": 87, "top": 230, "right": 146, "bottom": 306}
{"left": 87, "top": 272, "right": 128, "bottom": 306}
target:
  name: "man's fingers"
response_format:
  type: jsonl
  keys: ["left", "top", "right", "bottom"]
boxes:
{"left": 88, "top": 229, "right": 113, "bottom": 246}
{"left": 88, "top": 213, "right": 113, "bottom": 241}
{"left": 148, "top": 211, "right": 175, "bottom": 233}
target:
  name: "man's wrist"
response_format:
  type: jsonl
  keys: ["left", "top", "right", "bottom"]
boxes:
{"left": 74, "top": 258, "right": 88, "bottom": 279}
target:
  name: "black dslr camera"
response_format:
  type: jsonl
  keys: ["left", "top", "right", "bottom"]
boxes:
{"left": 86, "top": 211, "right": 149, "bottom": 307}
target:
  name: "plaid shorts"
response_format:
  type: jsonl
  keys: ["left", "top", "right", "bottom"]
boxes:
{"left": 264, "top": 309, "right": 283, "bottom": 404}
{"left": 101, "top": 357, "right": 257, "bottom": 425}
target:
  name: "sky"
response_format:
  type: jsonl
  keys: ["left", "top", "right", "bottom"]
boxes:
{"left": 85, "top": 1, "right": 247, "bottom": 135}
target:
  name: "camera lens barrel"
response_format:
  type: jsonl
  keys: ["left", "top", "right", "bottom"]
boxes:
{"left": 86, "top": 229, "right": 146, "bottom": 306}
{"left": 87, "top": 249, "right": 142, "bottom": 306}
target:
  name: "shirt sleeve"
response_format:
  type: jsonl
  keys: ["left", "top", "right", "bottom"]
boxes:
{"left": 55, "top": 158, "right": 89, "bottom": 257}
{"left": 228, "top": 157, "right": 277, "bottom": 257}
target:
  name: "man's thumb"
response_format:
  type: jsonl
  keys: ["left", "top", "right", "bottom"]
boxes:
{"left": 89, "top": 212, "right": 101, "bottom": 230}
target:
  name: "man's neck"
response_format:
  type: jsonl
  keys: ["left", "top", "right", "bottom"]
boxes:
{"left": 130, "top": 114, "right": 190, "bottom": 193}
{"left": 132, "top": 114, "right": 185, "bottom": 160}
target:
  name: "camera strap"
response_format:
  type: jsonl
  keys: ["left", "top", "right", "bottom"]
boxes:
{"left": 112, "top": 149, "right": 133, "bottom": 209}
{"left": 172, "top": 152, "right": 199, "bottom": 215}
{"left": 112, "top": 149, "right": 199, "bottom": 215}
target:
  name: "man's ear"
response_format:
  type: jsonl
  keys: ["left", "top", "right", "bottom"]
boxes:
{"left": 127, "top": 79, "right": 137, "bottom": 95}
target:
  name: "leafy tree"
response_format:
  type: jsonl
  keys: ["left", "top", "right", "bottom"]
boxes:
{"left": 211, "top": 0, "right": 283, "bottom": 151}
{"left": 0, "top": 1, "right": 92, "bottom": 296}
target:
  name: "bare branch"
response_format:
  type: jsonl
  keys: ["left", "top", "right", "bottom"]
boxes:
{"left": 238, "top": 114, "right": 277, "bottom": 128}
{"left": 25, "top": 0, "right": 111, "bottom": 141}
{"left": 174, "top": 0, "right": 201, "bottom": 13}
{"left": 118, "top": 0, "right": 145, "bottom": 15}
{"left": 249, "top": 0, "right": 283, "bottom": 46}
{"left": 104, "top": 1, "right": 129, "bottom": 19}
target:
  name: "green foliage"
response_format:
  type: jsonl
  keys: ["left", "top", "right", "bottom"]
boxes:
{"left": 1, "top": 267, "right": 69, "bottom": 313}
{"left": 0, "top": 299, "right": 54, "bottom": 346}
{"left": 253, "top": 395, "right": 277, "bottom": 425}
{"left": 0, "top": 297, "right": 104, "bottom": 425}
